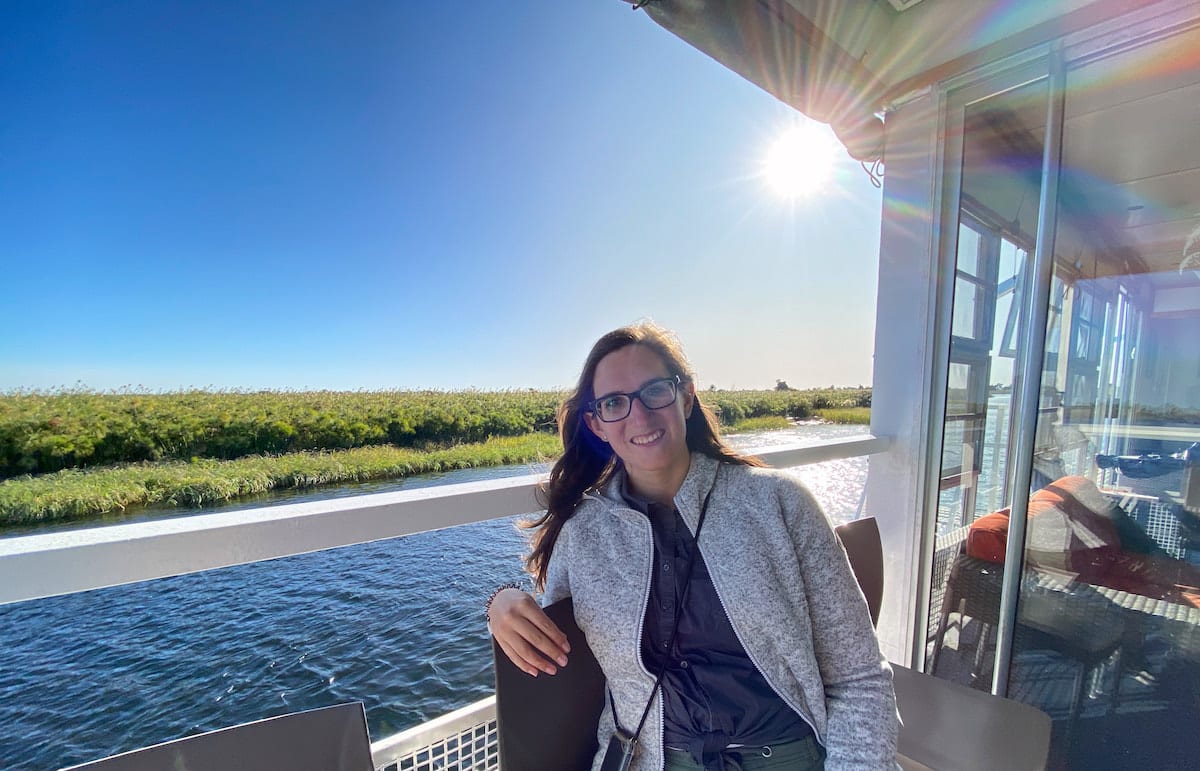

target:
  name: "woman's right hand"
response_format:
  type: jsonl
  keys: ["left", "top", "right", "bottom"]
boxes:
{"left": 488, "top": 588, "right": 571, "bottom": 677}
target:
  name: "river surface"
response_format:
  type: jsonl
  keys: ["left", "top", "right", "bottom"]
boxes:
{"left": 0, "top": 424, "right": 867, "bottom": 770}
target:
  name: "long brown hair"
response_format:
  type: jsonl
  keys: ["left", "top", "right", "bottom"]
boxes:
{"left": 524, "top": 323, "right": 763, "bottom": 590}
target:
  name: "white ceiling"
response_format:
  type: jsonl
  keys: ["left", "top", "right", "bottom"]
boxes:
{"left": 1060, "top": 26, "right": 1200, "bottom": 283}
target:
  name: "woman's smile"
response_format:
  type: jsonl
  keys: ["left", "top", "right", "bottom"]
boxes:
{"left": 630, "top": 428, "right": 665, "bottom": 446}
{"left": 585, "top": 344, "right": 694, "bottom": 503}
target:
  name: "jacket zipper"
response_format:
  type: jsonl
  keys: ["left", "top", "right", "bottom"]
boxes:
{"left": 640, "top": 513, "right": 666, "bottom": 771}
{"left": 691, "top": 511, "right": 825, "bottom": 748}
{"left": 616, "top": 505, "right": 665, "bottom": 771}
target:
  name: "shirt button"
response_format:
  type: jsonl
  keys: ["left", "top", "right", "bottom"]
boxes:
{"left": 661, "top": 603, "right": 671, "bottom": 611}
{"left": 662, "top": 563, "right": 671, "bottom": 572}
{"left": 663, "top": 641, "right": 669, "bottom": 649}
{"left": 680, "top": 660, "right": 689, "bottom": 669}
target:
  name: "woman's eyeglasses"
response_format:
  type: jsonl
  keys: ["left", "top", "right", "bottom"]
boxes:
{"left": 588, "top": 376, "right": 681, "bottom": 423}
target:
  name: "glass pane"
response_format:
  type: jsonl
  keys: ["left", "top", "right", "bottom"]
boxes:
{"left": 1074, "top": 324, "right": 1091, "bottom": 360}
{"left": 996, "top": 239, "right": 1026, "bottom": 359}
{"left": 947, "top": 363, "right": 972, "bottom": 414}
{"left": 999, "top": 238, "right": 1022, "bottom": 284}
{"left": 977, "top": 396, "right": 1013, "bottom": 519}
{"left": 952, "top": 277, "right": 982, "bottom": 339}
{"left": 927, "top": 76, "right": 1047, "bottom": 676}
{"left": 959, "top": 224, "right": 982, "bottom": 276}
{"left": 1009, "top": 29, "right": 1200, "bottom": 769}
{"left": 941, "top": 418, "right": 966, "bottom": 472}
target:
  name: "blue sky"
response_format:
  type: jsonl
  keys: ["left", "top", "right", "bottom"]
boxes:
{"left": 1, "top": 1, "right": 881, "bottom": 392}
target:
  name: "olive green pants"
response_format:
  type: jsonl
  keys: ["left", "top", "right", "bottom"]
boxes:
{"left": 662, "top": 736, "right": 825, "bottom": 771}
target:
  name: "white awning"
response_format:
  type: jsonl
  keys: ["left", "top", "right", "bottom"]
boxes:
{"left": 624, "top": 0, "right": 1128, "bottom": 163}
{"left": 630, "top": 0, "right": 887, "bottom": 161}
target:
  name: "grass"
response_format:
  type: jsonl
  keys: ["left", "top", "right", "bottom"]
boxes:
{"left": 0, "top": 388, "right": 563, "bottom": 476}
{"left": 0, "top": 388, "right": 875, "bottom": 527}
{"left": 815, "top": 407, "right": 872, "bottom": 425}
{"left": 706, "top": 388, "right": 870, "bottom": 424}
{"left": 724, "top": 416, "right": 792, "bottom": 432}
{"left": 0, "top": 386, "right": 870, "bottom": 477}
{"left": 0, "top": 433, "right": 562, "bottom": 526}
{"left": 726, "top": 408, "right": 872, "bottom": 432}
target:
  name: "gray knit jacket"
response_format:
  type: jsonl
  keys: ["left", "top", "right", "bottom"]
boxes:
{"left": 542, "top": 452, "right": 898, "bottom": 770}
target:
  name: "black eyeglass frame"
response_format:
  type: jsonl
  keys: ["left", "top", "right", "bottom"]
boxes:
{"left": 587, "top": 375, "right": 683, "bottom": 423}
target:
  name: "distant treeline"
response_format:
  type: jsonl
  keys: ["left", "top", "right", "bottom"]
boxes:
{"left": 0, "top": 387, "right": 871, "bottom": 479}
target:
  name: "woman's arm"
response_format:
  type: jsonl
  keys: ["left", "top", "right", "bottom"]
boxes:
{"left": 489, "top": 518, "right": 575, "bottom": 677}
{"left": 488, "top": 588, "right": 570, "bottom": 677}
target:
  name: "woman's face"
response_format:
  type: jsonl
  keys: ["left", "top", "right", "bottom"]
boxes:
{"left": 584, "top": 344, "right": 695, "bottom": 488}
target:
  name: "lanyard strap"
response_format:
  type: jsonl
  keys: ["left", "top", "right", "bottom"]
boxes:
{"left": 620, "top": 466, "right": 720, "bottom": 744}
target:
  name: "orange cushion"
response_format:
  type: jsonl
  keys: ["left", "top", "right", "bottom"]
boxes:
{"left": 964, "top": 475, "right": 1200, "bottom": 608}
{"left": 964, "top": 476, "right": 1123, "bottom": 576}
{"left": 966, "top": 508, "right": 1011, "bottom": 563}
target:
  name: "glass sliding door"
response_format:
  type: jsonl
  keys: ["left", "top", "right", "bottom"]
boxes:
{"left": 925, "top": 76, "right": 1048, "bottom": 681}
{"left": 1008, "top": 26, "right": 1200, "bottom": 768}
{"left": 926, "top": 19, "right": 1200, "bottom": 769}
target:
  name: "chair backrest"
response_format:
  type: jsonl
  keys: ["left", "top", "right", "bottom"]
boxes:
{"left": 60, "top": 702, "right": 374, "bottom": 771}
{"left": 492, "top": 597, "right": 605, "bottom": 771}
{"left": 835, "top": 516, "right": 883, "bottom": 626}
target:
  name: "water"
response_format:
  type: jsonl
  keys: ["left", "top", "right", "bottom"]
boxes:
{"left": 0, "top": 424, "right": 867, "bottom": 770}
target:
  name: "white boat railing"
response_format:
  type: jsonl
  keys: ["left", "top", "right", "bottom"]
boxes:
{"left": 0, "top": 435, "right": 891, "bottom": 771}
{"left": 371, "top": 696, "right": 498, "bottom": 771}
{"left": 0, "top": 436, "right": 890, "bottom": 606}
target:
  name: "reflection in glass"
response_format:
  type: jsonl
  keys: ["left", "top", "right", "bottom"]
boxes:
{"left": 932, "top": 26, "right": 1200, "bottom": 770}
{"left": 942, "top": 74, "right": 1049, "bottom": 526}
{"left": 927, "top": 76, "right": 1047, "bottom": 680}
{"left": 952, "top": 277, "right": 981, "bottom": 339}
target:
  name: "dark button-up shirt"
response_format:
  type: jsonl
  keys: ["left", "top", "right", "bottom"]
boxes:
{"left": 621, "top": 480, "right": 813, "bottom": 767}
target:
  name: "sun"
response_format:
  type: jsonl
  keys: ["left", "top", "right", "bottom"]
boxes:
{"left": 762, "top": 121, "right": 841, "bottom": 199}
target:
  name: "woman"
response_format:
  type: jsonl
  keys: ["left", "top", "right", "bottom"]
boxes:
{"left": 488, "top": 324, "right": 897, "bottom": 770}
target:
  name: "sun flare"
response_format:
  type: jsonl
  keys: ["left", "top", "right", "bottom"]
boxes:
{"left": 762, "top": 122, "right": 841, "bottom": 199}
